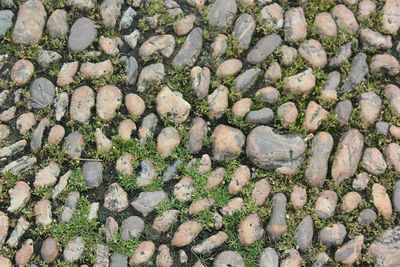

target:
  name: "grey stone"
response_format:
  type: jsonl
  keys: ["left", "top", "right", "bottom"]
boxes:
{"left": 63, "top": 131, "right": 85, "bottom": 159}
{"left": 267, "top": 193, "right": 287, "bottom": 241}
{"left": 68, "top": 17, "right": 97, "bottom": 52}
{"left": 233, "top": 13, "right": 255, "bottom": 49}
{"left": 38, "top": 50, "right": 62, "bottom": 68}
{"left": 131, "top": 191, "right": 167, "bottom": 217}
{"left": 329, "top": 42, "right": 352, "bottom": 67}
{"left": 331, "top": 129, "right": 364, "bottom": 185}
{"left": 172, "top": 27, "right": 202, "bottom": 68}
{"left": 376, "top": 121, "right": 389, "bottom": 136}
{"left": 121, "top": 216, "right": 144, "bottom": 240}
{"left": 55, "top": 93, "right": 69, "bottom": 122}
{"left": 188, "top": 117, "right": 207, "bottom": 154}
{"left": 0, "top": 10, "right": 14, "bottom": 38}
{"left": 6, "top": 217, "right": 29, "bottom": 248}
{"left": 335, "top": 100, "right": 352, "bottom": 126}
{"left": 30, "top": 77, "right": 55, "bottom": 109}
{"left": 369, "top": 226, "right": 400, "bottom": 267}
{"left": 259, "top": 247, "right": 278, "bottom": 267}
{"left": 246, "top": 34, "right": 282, "bottom": 64}
{"left": 124, "top": 29, "right": 140, "bottom": 49}
{"left": 104, "top": 183, "right": 128, "bottom": 212}
{"left": 257, "top": 87, "right": 280, "bottom": 104}
{"left": 342, "top": 52, "right": 369, "bottom": 92}
{"left": 63, "top": 237, "right": 85, "bottom": 263}
{"left": 245, "top": 108, "right": 274, "bottom": 125}
{"left": 323, "top": 71, "right": 340, "bottom": 91}
{"left": 393, "top": 180, "right": 400, "bottom": 211}
{"left": 246, "top": 126, "right": 306, "bottom": 175}
{"left": 82, "top": 161, "right": 103, "bottom": 188}
{"left": 30, "top": 118, "right": 49, "bottom": 153}
{"left": 362, "top": 147, "right": 387, "bottom": 175}
{"left": 2, "top": 156, "right": 37, "bottom": 175}
{"left": 120, "top": 56, "right": 138, "bottom": 86}
{"left": 137, "top": 63, "right": 165, "bottom": 93}
{"left": 295, "top": 216, "right": 313, "bottom": 251}
{"left": 137, "top": 160, "right": 156, "bottom": 187}
{"left": 0, "top": 140, "right": 27, "bottom": 158}
{"left": 234, "top": 68, "right": 261, "bottom": 92}
{"left": 139, "top": 113, "right": 158, "bottom": 146}
{"left": 318, "top": 223, "right": 347, "bottom": 246}
{"left": 208, "top": 0, "right": 237, "bottom": 30}
{"left": 119, "top": 7, "right": 137, "bottom": 30}
{"left": 358, "top": 208, "right": 377, "bottom": 224}
{"left": 68, "top": 0, "right": 95, "bottom": 10}
{"left": 110, "top": 253, "right": 128, "bottom": 267}
{"left": 163, "top": 159, "right": 182, "bottom": 182}
{"left": 305, "top": 132, "right": 334, "bottom": 187}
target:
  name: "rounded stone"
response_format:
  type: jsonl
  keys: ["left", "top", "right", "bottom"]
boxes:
{"left": 216, "top": 59, "right": 243, "bottom": 78}
{"left": 96, "top": 85, "right": 122, "bottom": 122}
{"left": 11, "top": 59, "right": 34, "bottom": 86}
{"left": 125, "top": 93, "right": 145, "bottom": 117}
{"left": 68, "top": 17, "right": 97, "bottom": 51}
{"left": 48, "top": 125, "right": 65, "bottom": 145}
{"left": 30, "top": 77, "right": 55, "bottom": 109}
{"left": 41, "top": 237, "right": 58, "bottom": 263}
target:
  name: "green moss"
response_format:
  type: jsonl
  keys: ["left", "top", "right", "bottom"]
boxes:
{"left": 226, "top": 34, "right": 244, "bottom": 58}
{"left": 0, "top": 172, "right": 20, "bottom": 202}
{"left": 68, "top": 168, "right": 90, "bottom": 192}
{"left": 320, "top": 31, "right": 357, "bottom": 58}
{"left": 32, "top": 187, "right": 53, "bottom": 199}
{"left": 50, "top": 197, "right": 103, "bottom": 263}
{"left": 202, "top": 26, "right": 220, "bottom": 41}
{"left": 119, "top": 174, "right": 137, "bottom": 192}
{"left": 155, "top": 197, "right": 188, "bottom": 216}
{"left": 108, "top": 234, "right": 140, "bottom": 256}
{"left": 226, "top": 110, "right": 252, "bottom": 132}
{"left": 1, "top": 32, "right": 41, "bottom": 60}
{"left": 227, "top": 238, "right": 265, "bottom": 267}
{"left": 138, "top": 19, "right": 151, "bottom": 32}
{"left": 145, "top": 0, "right": 164, "bottom": 16}
{"left": 38, "top": 144, "right": 67, "bottom": 166}
{"left": 304, "top": 0, "right": 336, "bottom": 24}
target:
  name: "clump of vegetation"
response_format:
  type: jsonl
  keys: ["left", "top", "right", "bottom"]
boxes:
{"left": 108, "top": 234, "right": 140, "bottom": 256}
{"left": 226, "top": 34, "right": 244, "bottom": 58}
{"left": 49, "top": 197, "right": 103, "bottom": 263}
{"left": 68, "top": 168, "right": 90, "bottom": 192}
